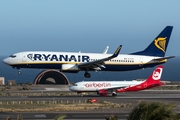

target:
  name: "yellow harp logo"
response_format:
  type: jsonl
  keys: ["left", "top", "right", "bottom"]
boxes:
{"left": 154, "top": 37, "right": 166, "bottom": 53}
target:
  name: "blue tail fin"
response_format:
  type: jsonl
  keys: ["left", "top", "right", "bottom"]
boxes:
{"left": 131, "top": 26, "right": 173, "bottom": 57}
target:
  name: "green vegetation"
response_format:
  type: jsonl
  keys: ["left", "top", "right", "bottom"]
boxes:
{"left": 127, "top": 101, "right": 180, "bottom": 120}
{"left": 54, "top": 114, "right": 66, "bottom": 120}
{"left": 105, "top": 114, "right": 118, "bottom": 120}
{"left": 0, "top": 100, "right": 122, "bottom": 112}
{"left": 4, "top": 101, "right": 180, "bottom": 120}
{"left": 1, "top": 82, "right": 180, "bottom": 119}
{"left": 6, "top": 114, "right": 66, "bottom": 120}
{"left": 17, "top": 114, "right": 23, "bottom": 120}
{"left": 6, "top": 114, "right": 23, "bottom": 120}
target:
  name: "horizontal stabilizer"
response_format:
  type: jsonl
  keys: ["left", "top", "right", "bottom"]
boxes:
{"left": 153, "top": 56, "right": 175, "bottom": 61}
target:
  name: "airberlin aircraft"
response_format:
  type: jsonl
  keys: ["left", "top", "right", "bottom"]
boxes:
{"left": 69, "top": 66, "right": 164, "bottom": 96}
{"left": 3, "top": 26, "right": 174, "bottom": 78}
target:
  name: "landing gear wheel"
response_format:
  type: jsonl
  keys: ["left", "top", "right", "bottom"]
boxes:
{"left": 84, "top": 72, "right": 91, "bottom": 78}
{"left": 18, "top": 70, "right": 21, "bottom": 75}
{"left": 112, "top": 93, "right": 117, "bottom": 96}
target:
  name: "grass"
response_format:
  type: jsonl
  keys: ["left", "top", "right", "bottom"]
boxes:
{"left": 0, "top": 101, "right": 123, "bottom": 112}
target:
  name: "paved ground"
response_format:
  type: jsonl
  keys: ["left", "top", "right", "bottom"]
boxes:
{"left": 0, "top": 88, "right": 180, "bottom": 120}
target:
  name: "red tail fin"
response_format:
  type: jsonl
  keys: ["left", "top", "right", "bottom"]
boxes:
{"left": 116, "top": 66, "right": 164, "bottom": 93}
{"left": 146, "top": 66, "right": 163, "bottom": 83}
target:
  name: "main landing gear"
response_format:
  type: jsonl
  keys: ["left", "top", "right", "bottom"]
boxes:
{"left": 84, "top": 72, "right": 91, "bottom": 78}
{"left": 112, "top": 91, "right": 117, "bottom": 96}
{"left": 16, "top": 68, "right": 21, "bottom": 75}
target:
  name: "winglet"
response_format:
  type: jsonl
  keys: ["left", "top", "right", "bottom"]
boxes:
{"left": 103, "top": 46, "right": 109, "bottom": 54}
{"left": 112, "top": 45, "right": 122, "bottom": 57}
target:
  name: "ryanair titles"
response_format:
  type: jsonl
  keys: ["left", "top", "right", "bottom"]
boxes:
{"left": 27, "top": 54, "right": 90, "bottom": 62}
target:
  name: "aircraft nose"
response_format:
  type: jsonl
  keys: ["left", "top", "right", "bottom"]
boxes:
{"left": 3, "top": 58, "right": 9, "bottom": 64}
{"left": 69, "top": 86, "right": 74, "bottom": 91}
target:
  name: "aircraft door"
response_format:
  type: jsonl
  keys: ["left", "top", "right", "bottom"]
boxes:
{"left": 80, "top": 83, "right": 85, "bottom": 90}
{"left": 22, "top": 54, "right": 27, "bottom": 62}
{"left": 80, "top": 86, "right": 84, "bottom": 90}
{"left": 144, "top": 82, "right": 147, "bottom": 88}
{"left": 139, "top": 58, "right": 143, "bottom": 66}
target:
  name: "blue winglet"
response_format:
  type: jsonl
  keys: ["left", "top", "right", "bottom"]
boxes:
{"left": 112, "top": 45, "right": 122, "bottom": 57}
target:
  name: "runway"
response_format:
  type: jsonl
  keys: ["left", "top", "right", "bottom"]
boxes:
{"left": 0, "top": 90, "right": 180, "bottom": 120}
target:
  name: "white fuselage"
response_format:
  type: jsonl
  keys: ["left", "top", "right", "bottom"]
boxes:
{"left": 3, "top": 51, "right": 165, "bottom": 71}
{"left": 69, "top": 80, "right": 144, "bottom": 92}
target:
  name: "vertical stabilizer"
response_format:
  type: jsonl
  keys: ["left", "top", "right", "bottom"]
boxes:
{"left": 145, "top": 66, "right": 163, "bottom": 83}
{"left": 131, "top": 26, "right": 173, "bottom": 57}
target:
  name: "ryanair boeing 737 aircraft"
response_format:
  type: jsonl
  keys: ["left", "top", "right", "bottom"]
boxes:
{"left": 3, "top": 26, "right": 174, "bottom": 78}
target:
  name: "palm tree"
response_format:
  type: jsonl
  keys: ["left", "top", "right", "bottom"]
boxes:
{"left": 54, "top": 114, "right": 66, "bottom": 120}
{"left": 104, "top": 114, "right": 118, "bottom": 120}
{"left": 17, "top": 114, "right": 23, "bottom": 120}
{"left": 127, "top": 101, "right": 180, "bottom": 120}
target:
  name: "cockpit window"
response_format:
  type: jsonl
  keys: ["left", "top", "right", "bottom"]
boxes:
{"left": 9, "top": 55, "right": 16, "bottom": 58}
{"left": 71, "top": 83, "right": 78, "bottom": 86}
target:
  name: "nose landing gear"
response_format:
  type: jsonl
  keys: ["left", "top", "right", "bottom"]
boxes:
{"left": 84, "top": 72, "right": 91, "bottom": 78}
{"left": 18, "top": 69, "right": 21, "bottom": 75}
{"left": 112, "top": 91, "right": 117, "bottom": 96}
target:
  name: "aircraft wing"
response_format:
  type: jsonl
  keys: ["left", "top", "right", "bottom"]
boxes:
{"left": 78, "top": 45, "right": 122, "bottom": 71}
{"left": 153, "top": 56, "right": 175, "bottom": 61}
{"left": 103, "top": 86, "right": 127, "bottom": 91}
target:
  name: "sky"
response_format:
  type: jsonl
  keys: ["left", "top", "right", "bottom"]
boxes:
{"left": 0, "top": 0, "right": 180, "bottom": 56}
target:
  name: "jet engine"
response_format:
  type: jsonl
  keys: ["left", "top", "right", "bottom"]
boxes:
{"left": 61, "top": 64, "right": 79, "bottom": 73}
{"left": 98, "top": 89, "right": 109, "bottom": 96}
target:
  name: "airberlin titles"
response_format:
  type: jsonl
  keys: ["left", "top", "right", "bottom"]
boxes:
{"left": 85, "top": 82, "right": 111, "bottom": 88}
{"left": 27, "top": 54, "right": 90, "bottom": 62}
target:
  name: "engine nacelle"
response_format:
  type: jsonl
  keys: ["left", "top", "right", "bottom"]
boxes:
{"left": 61, "top": 64, "right": 79, "bottom": 73}
{"left": 98, "top": 89, "right": 109, "bottom": 96}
